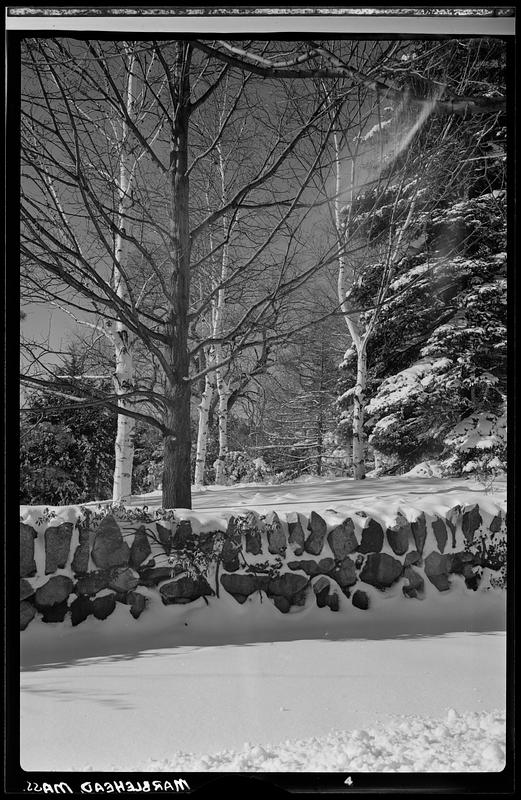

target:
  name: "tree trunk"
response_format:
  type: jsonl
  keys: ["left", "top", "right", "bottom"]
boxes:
{"left": 352, "top": 345, "right": 367, "bottom": 480}
{"left": 194, "top": 367, "right": 215, "bottom": 486}
{"left": 112, "top": 47, "right": 136, "bottom": 502}
{"left": 162, "top": 43, "right": 193, "bottom": 510}
{"left": 214, "top": 371, "right": 230, "bottom": 485}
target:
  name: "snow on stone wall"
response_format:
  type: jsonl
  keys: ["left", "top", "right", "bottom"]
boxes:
{"left": 19, "top": 502, "right": 506, "bottom": 631}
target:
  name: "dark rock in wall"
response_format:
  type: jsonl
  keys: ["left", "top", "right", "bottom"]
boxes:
{"left": 267, "top": 573, "right": 309, "bottom": 599}
{"left": 404, "top": 550, "right": 421, "bottom": 567}
{"left": 20, "top": 523, "right": 38, "bottom": 578}
{"left": 137, "top": 566, "right": 179, "bottom": 587}
{"left": 287, "top": 514, "right": 306, "bottom": 555}
{"left": 327, "top": 519, "right": 358, "bottom": 559}
{"left": 20, "top": 578, "right": 34, "bottom": 602}
{"left": 313, "top": 576, "right": 330, "bottom": 607}
{"left": 20, "top": 600, "right": 36, "bottom": 630}
{"left": 107, "top": 567, "right": 140, "bottom": 593}
{"left": 358, "top": 519, "right": 384, "bottom": 554}
{"left": 266, "top": 512, "right": 287, "bottom": 555}
{"left": 75, "top": 569, "right": 110, "bottom": 596}
{"left": 127, "top": 590, "right": 147, "bottom": 619}
{"left": 424, "top": 551, "right": 451, "bottom": 591}
{"left": 330, "top": 557, "right": 357, "bottom": 589}
{"left": 359, "top": 553, "right": 402, "bottom": 591}
{"left": 462, "top": 504, "right": 482, "bottom": 544}
{"left": 403, "top": 566, "right": 424, "bottom": 599}
{"left": 489, "top": 511, "right": 503, "bottom": 534}
{"left": 273, "top": 596, "right": 291, "bottom": 613}
{"left": 386, "top": 514, "right": 411, "bottom": 556}
{"left": 172, "top": 520, "right": 195, "bottom": 550}
{"left": 446, "top": 551, "right": 474, "bottom": 575}
{"left": 70, "top": 595, "right": 93, "bottom": 626}
{"left": 220, "top": 573, "right": 268, "bottom": 599}
{"left": 129, "top": 526, "right": 152, "bottom": 569}
{"left": 304, "top": 512, "right": 328, "bottom": 556}
{"left": 71, "top": 542, "right": 90, "bottom": 575}
{"left": 221, "top": 539, "right": 241, "bottom": 572}
{"left": 431, "top": 516, "right": 448, "bottom": 553}
{"left": 156, "top": 522, "right": 173, "bottom": 556}
{"left": 34, "top": 575, "right": 73, "bottom": 608}
{"left": 160, "top": 576, "right": 213, "bottom": 605}
{"left": 41, "top": 600, "right": 69, "bottom": 623}
{"left": 410, "top": 513, "right": 427, "bottom": 555}
{"left": 91, "top": 516, "right": 130, "bottom": 569}
{"left": 288, "top": 559, "right": 320, "bottom": 576}
{"left": 352, "top": 589, "right": 369, "bottom": 610}
{"left": 92, "top": 593, "right": 116, "bottom": 620}
{"left": 44, "top": 523, "right": 73, "bottom": 574}
{"left": 326, "top": 593, "right": 339, "bottom": 612}
{"left": 445, "top": 505, "right": 461, "bottom": 548}
{"left": 245, "top": 528, "right": 262, "bottom": 555}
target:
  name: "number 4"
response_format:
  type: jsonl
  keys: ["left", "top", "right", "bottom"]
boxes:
{"left": 344, "top": 776, "right": 353, "bottom": 786}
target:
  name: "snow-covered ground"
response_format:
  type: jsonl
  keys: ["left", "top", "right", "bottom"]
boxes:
{"left": 20, "top": 477, "right": 507, "bottom": 773}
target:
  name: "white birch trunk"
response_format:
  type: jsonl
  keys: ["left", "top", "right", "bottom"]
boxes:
{"left": 194, "top": 365, "right": 215, "bottom": 486}
{"left": 213, "top": 144, "right": 232, "bottom": 485}
{"left": 112, "top": 49, "right": 136, "bottom": 502}
{"left": 352, "top": 344, "right": 367, "bottom": 480}
{"left": 333, "top": 131, "right": 368, "bottom": 480}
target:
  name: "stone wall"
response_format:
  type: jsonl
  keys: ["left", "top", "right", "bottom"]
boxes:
{"left": 19, "top": 503, "right": 506, "bottom": 631}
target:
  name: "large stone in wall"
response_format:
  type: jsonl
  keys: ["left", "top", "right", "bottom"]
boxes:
{"left": 313, "top": 576, "right": 331, "bottom": 608}
{"left": 156, "top": 522, "right": 173, "bottom": 556}
{"left": 71, "top": 522, "right": 91, "bottom": 575}
{"left": 359, "top": 553, "right": 402, "bottom": 591}
{"left": 431, "top": 516, "right": 448, "bottom": 553}
{"left": 267, "top": 573, "right": 308, "bottom": 600}
{"left": 20, "top": 600, "right": 36, "bottom": 631}
{"left": 489, "top": 511, "right": 503, "bottom": 534}
{"left": 221, "top": 517, "right": 241, "bottom": 572}
{"left": 410, "top": 513, "right": 427, "bottom": 555}
{"left": 20, "top": 578, "right": 34, "bottom": 602}
{"left": 20, "top": 523, "right": 37, "bottom": 578}
{"left": 129, "top": 526, "right": 152, "bottom": 569}
{"left": 287, "top": 558, "right": 335, "bottom": 577}
{"left": 91, "top": 516, "right": 130, "bottom": 569}
{"left": 108, "top": 567, "right": 140, "bottom": 593}
{"left": 41, "top": 601, "right": 69, "bottom": 623}
{"left": 287, "top": 513, "right": 306, "bottom": 556}
{"left": 92, "top": 592, "right": 116, "bottom": 620}
{"left": 304, "top": 512, "right": 328, "bottom": 556}
{"left": 220, "top": 573, "right": 269, "bottom": 603}
{"left": 446, "top": 551, "right": 475, "bottom": 575}
{"left": 160, "top": 576, "right": 213, "bottom": 605}
{"left": 330, "top": 557, "right": 357, "bottom": 590}
{"left": 327, "top": 519, "right": 358, "bottom": 560}
{"left": 127, "top": 590, "right": 147, "bottom": 619}
{"left": 70, "top": 595, "right": 93, "bottom": 626}
{"left": 424, "top": 551, "right": 451, "bottom": 591}
{"left": 462, "top": 504, "right": 482, "bottom": 544}
{"left": 137, "top": 566, "right": 180, "bottom": 587}
{"left": 245, "top": 528, "right": 262, "bottom": 555}
{"left": 44, "top": 523, "right": 73, "bottom": 574}
{"left": 34, "top": 575, "right": 73, "bottom": 608}
{"left": 403, "top": 566, "right": 424, "bottom": 599}
{"left": 172, "top": 520, "right": 195, "bottom": 550}
{"left": 266, "top": 512, "right": 287, "bottom": 555}
{"left": 404, "top": 550, "right": 422, "bottom": 567}
{"left": 352, "top": 589, "right": 369, "bottom": 610}
{"left": 358, "top": 519, "right": 384, "bottom": 554}
{"left": 75, "top": 569, "right": 110, "bottom": 597}
{"left": 386, "top": 514, "right": 411, "bottom": 556}
{"left": 445, "top": 505, "right": 461, "bottom": 548}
